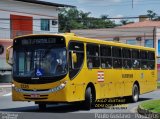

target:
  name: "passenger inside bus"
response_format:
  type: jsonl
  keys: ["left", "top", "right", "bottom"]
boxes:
{"left": 123, "top": 60, "right": 129, "bottom": 69}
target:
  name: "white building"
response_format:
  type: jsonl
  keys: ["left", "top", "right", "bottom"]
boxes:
{"left": 0, "top": 0, "right": 74, "bottom": 39}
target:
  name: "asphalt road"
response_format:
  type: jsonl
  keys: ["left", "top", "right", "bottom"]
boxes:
{"left": 0, "top": 89, "right": 160, "bottom": 119}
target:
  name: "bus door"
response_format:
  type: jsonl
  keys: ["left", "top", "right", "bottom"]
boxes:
{"left": 68, "top": 41, "right": 85, "bottom": 101}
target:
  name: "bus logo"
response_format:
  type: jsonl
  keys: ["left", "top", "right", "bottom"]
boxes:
{"left": 98, "top": 71, "right": 104, "bottom": 82}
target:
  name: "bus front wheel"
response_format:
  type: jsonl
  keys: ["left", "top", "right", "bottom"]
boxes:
{"left": 131, "top": 84, "right": 139, "bottom": 102}
{"left": 84, "top": 87, "right": 92, "bottom": 110}
{"left": 38, "top": 104, "right": 46, "bottom": 110}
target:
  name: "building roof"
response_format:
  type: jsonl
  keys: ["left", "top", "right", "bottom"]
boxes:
{"left": 119, "top": 20, "right": 160, "bottom": 28}
{"left": 14, "top": 0, "right": 75, "bottom": 8}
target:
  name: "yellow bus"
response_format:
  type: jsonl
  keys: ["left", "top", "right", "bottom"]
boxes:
{"left": 6, "top": 33, "right": 157, "bottom": 110}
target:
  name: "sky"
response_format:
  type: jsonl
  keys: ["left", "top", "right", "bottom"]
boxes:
{"left": 47, "top": 0, "right": 160, "bottom": 22}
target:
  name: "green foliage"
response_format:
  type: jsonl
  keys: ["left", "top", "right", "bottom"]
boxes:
{"left": 120, "top": 19, "right": 129, "bottom": 25}
{"left": 140, "top": 100, "right": 160, "bottom": 113}
{"left": 147, "top": 10, "right": 157, "bottom": 20}
{"left": 146, "top": 10, "right": 160, "bottom": 21}
{"left": 58, "top": 8, "right": 116, "bottom": 32}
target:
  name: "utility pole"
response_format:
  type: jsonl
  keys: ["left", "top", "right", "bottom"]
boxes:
{"left": 153, "top": 27, "right": 156, "bottom": 48}
{"left": 132, "top": 0, "right": 134, "bottom": 8}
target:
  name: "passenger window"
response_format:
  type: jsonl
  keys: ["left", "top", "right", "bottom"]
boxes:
{"left": 148, "top": 51, "right": 155, "bottom": 70}
{"left": 132, "top": 50, "right": 140, "bottom": 69}
{"left": 122, "top": 48, "right": 132, "bottom": 69}
{"left": 112, "top": 47, "right": 122, "bottom": 68}
{"left": 140, "top": 51, "right": 148, "bottom": 69}
{"left": 100, "top": 45, "right": 112, "bottom": 69}
{"left": 87, "top": 44, "right": 100, "bottom": 68}
{"left": 69, "top": 41, "right": 84, "bottom": 79}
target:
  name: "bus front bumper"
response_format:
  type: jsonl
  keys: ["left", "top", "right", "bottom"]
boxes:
{"left": 12, "top": 82, "right": 69, "bottom": 102}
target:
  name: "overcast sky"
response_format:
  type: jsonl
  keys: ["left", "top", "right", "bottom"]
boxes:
{"left": 47, "top": 0, "right": 160, "bottom": 22}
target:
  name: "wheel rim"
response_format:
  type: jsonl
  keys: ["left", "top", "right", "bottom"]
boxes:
{"left": 90, "top": 92, "right": 93, "bottom": 104}
{"left": 133, "top": 86, "right": 139, "bottom": 101}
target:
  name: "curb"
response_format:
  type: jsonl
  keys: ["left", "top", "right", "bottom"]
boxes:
{"left": 137, "top": 105, "right": 160, "bottom": 119}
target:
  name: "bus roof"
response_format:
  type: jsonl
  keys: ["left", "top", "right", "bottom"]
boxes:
{"left": 64, "top": 33, "right": 155, "bottom": 51}
{"left": 14, "top": 33, "right": 155, "bottom": 51}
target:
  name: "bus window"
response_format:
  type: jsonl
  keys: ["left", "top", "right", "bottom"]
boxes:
{"left": 148, "top": 51, "right": 155, "bottom": 69}
{"left": 87, "top": 44, "right": 100, "bottom": 69}
{"left": 0, "top": 45, "right": 4, "bottom": 55}
{"left": 69, "top": 41, "right": 84, "bottom": 79}
{"left": 132, "top": 50, "right": 140, "bottom": 69}
{"left": 122, "top": 48, "right": 132, "bottom": 69}
{"left": 140, "top": 51, "right": 148, "bottom": 69}
{"left": 100, "top": 45, "right": 112, "bottom": 68}
{"left": 112, "top": 47, "right": 122, "bottom": 68}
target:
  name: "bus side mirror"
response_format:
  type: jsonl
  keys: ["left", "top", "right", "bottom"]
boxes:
{"left": 71, "top": 51, "right": 77, "bottom": 63}
{"left": 6, "top": 46, "right": 13, "bottom": 65}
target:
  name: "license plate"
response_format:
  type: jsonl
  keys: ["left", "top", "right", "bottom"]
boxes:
{"left": 30, "top": 94, "right": 40, "bottom": 98}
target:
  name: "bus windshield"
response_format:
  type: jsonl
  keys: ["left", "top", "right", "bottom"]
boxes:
{"left": 13, "top": 36, "right": 67, "bottom": 78}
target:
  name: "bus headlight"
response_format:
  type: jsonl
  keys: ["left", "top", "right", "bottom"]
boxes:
{"left": 11, "top": 83, "right": 15, "bottom": 87}
{"left": 50, "top": 81, "right": 67, "bottom": 93}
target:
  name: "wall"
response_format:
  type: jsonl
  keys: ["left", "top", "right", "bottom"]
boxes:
{"left": 72, "top": 27, "right": 154, "bottom": 47}
{"left": 0, "top": 0, "right": 59, "bottom": 39}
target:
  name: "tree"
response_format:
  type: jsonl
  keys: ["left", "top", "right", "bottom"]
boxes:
{"left": 147, "top": 10, "right": 157, "bottom": 20}
{"left": 101, "top": 15, "right": 108, "bottom": 20}
{"left": 120, "top": 19, "right": 129, "bottom": 25}
{"left": 58, "top": 8, "right": 116, "bottom": 32}
{"left": 59, "top": 8, "right": 84, "bottom": 32}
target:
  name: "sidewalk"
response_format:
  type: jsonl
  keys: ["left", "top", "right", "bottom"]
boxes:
{"left": 0, "top": 83, "right": 11, "bottom": 88}
{"left": 0, "top": 83, "right": 11, "bottom": 96}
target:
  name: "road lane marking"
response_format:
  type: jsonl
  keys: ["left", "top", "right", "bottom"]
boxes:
{"left": 3, "top": 92, "right": 12, "bottom": 96}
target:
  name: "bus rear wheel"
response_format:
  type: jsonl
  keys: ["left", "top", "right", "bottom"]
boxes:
{"left": 38, "top": 104, "right": 46, "bottom": 110}
{"left": 84, "top": 87, "right": 93, "bottom": 110}
{"left": 131, "top": 84, "right": 139, "bottom": 102}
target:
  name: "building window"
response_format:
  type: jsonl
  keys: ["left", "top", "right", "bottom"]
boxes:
{"left": 145, "top": 39, "right": 153, "bottom": 48}
{"left": 126, "top": 40, "right": 137, "bottom": 45}
{"left": 41, "top": 19, "right": 50, "bottom": 31}
{"left": 0, "top": 45, "right": 4, "bottom": 55}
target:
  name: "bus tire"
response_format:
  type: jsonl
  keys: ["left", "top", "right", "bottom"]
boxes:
{"left": 84, "top": 87, "right": 92, "bottom": 110}
{"left": 38, "top": 104, "right": 46, "bottom": 110}
{"left": 131, "top": 84, "right": 139, "bottom": 102}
